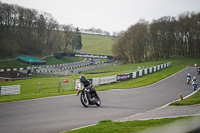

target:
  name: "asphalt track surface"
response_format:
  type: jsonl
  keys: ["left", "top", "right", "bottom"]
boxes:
{"left": 0, "top": 67, "right": 199, "bottom": 133}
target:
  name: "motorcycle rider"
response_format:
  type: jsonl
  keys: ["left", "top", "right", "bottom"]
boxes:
{"left": 192, "top": 77, "right": 197, "bottom": 82}
{"left": 192, "top": 77, "right": 198, "bottom": 89}
{"left": 197, "top": 67, "right": 200, "bottom": 74}
{"left": 186, "top": 73, "right": 191, "bottom": 84}
{"left": 186, "top": 73, "right": 191, "bottom": 79}
{"left": 79, "top": 75, "right": 98, "bottom": 102}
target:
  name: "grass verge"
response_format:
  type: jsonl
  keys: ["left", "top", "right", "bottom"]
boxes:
{"left": 170, "top": 91, "right": 200, "bottom": 106}
{"left": 65, "top": 116, "right": 200, "bottom": 133}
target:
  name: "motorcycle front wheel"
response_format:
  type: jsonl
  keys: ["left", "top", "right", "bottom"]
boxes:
{"left": 95, "top": 97, "right": 101, "bottom": 106}
{"left": 80, "top": 92, "right": 89, "bottom": 107}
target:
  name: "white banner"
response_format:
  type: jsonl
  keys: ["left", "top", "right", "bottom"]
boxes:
{"left": 75, "top": 79, "right": 80, "bottom": 89}
{"left": 93, "top": 76, "right": 117, "bottom": 86}
{"left": 0, "top": 85, "right": 20, "bottom": 96}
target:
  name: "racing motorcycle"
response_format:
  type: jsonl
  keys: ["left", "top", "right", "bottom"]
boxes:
{"left": 77, "top": 85, "right": 101, "bottom": 107}
{"left": 198, "top": 68, "right": 200, "bottom": 75}
{"left": 186, "top": 77, "right": 191, "bottom": 84}
{"left": 192, "top": 81, "right": 198, "bottom": 91}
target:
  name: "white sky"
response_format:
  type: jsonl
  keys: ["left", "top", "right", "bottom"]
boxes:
{"left": 1, "top": 0, "right": 200, "bottom": 33}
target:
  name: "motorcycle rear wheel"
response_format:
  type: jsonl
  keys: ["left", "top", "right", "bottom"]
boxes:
{"left": 80, "top": 93, "right": 89, "bottom": 107}
{"left": 193, "top": 86, "right": 197, "bottom": 91}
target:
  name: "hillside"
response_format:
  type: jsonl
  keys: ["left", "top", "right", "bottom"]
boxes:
{"left": 81, "top": 34, "right": 116, "bottom": 55}
{"left": 0, "top": 34, "right": 116, "bottom": 68}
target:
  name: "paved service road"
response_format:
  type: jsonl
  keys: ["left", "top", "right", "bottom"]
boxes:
{"left": 0, "top": 67, "right": 198, "bottom": 133}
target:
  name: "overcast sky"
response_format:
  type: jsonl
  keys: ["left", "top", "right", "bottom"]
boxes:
{"left": 1, "top": 0, "right": 200, "bottom": 33}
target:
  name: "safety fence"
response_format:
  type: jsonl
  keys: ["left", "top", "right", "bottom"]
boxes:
{"left": 75, "top": 62, "right": 171, "bottom": 89}
{"left": 38, "top": 78, "right": 74, "bottom": 93}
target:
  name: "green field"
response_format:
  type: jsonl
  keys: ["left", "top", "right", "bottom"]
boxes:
{"left": 82, "top": 34, "right": 116, "bottom": 55}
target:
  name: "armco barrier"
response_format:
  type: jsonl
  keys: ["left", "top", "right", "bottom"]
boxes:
{"left": 75, "top": 62, "right": 171, "bottom": 89}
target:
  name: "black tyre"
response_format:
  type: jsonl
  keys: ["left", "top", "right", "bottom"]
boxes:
{"left": 95, "top": 97, "right": 101, "bottom": 106}
{"left": 80, "top": 92, "right": 89, "bottom": 107}
{"left": 193, "top": 86, "right": 196, "bottom": 91}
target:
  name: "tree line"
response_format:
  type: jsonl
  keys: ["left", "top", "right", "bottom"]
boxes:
{"left": 112, "top": 12, "right": 200, "bottom": 63}
{"left": 80, "top": 27, "right": 111, "bottom": 36}
{"left": 0, "top": 1, "right": 82, "bottom": 58}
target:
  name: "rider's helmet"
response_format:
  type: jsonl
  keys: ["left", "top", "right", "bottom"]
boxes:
{"left": 193, "top": 77, "right": 197, "bottom": 81}
{"left": 187, "top": 73, "right": 190, "bottom": 76}
{"left": 79, "top": 75, "right": 86, "bottom": 83}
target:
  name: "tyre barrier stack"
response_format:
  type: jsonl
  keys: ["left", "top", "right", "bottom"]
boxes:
{"left": 0, "top": 58, "right": 96, "bottom": 73}
{"left": 0, "top": 67, "right": 27, "bottom": 72}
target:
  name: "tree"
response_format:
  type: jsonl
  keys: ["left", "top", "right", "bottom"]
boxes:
{"left": 62, "top": 24, "right": 77, "bottom": 52}
{"left": 112, "top": 20, "right": 148, "bottom": 63}
{"left": 112, "top": 11, "right": 200, "bottom": 63}
{"left": 76, "top": 27, "right": 82, "bottom": 49}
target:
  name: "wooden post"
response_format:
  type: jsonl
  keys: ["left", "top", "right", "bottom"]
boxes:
{"left": 58, "top": 80, "right": 60, "bottom": 92}
{"left": 39, "top": 82, "right": 41, "bottom": 93}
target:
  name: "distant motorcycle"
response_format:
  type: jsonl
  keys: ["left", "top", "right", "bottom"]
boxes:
{"left": 198, "top": 69, "right": 200, "bottom": 75}
{"left": 77, "top": 86, "right": 101, "bottom": 107}
{"left": 192, "top": 81, "right": 198, "bottom": 91}
{"left": 186, "top": 77, "right": 191, "bottom": 85}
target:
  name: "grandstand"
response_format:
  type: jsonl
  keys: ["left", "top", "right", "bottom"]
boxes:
{"left": 17, "top": 56, "right": 46, "bottom": 65}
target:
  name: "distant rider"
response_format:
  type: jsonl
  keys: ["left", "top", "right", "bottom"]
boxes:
{"left": 192, "top": 77, "right": 198, "bottom": 85}
{"left": 78, "top": 75, "right": 98, "bottom": 101}
{"left": 197, "top": 67, "right": 200, "bottom": 74}
{"left": 186, "top": 74, "right": 191, "bottom": 84}
{"left": 186, "top": 74, "right": 191, "bottom": 79}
